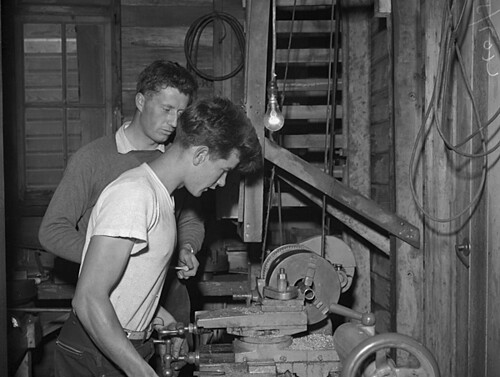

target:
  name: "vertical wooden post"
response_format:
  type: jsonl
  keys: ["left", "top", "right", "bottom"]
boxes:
{"left": 392, "top": 0, "right": 424, "bottom": 346}
{"left": 343, "top": 6, "right": 372, "bottom": 314}
{"left": 454, "top": 1, "right": 488, "bottom": 376}
{"left": 421, "top": 2, "right": 456, "bottom": 375}
{"left": 0, "top": 2, "right": 8, "bottom": 373}
{"left": 239, "top": 0, "right": 268, "bottom": 242}
{"left": 485, "top": 1, "right": 500, "bottom": 375}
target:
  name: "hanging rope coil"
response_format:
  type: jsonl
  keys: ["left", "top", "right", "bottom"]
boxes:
{"left": 184, "top": 11, "right": 245, "bottom": 82}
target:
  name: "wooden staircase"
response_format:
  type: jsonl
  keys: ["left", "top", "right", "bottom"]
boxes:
{"left": 271, "top": 0, "right": 344, "bottom": 210}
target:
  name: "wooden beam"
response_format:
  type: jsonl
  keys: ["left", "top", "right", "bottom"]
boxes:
{"left": 265, "top": 138, "right": 420, "bottom": 248}
{"left": 239, "top": 0, "right": 268, "bottom": 242}
{"left": 343, "top": 7, "right": 372, "bottom": 314}
{"left": 283, "top": 104, "right": 342, "bottom": 119}
{"left": 392, "top": 0, "right": 424, "bottom": 355}
{"left": 276, "top": 20, "right": 336, "bottom": 34}
{"left": 464, "top": 2, "right": 489, "bottom": 376}
{"left": 484, "top": 2, "right": 500, "bottom": 376}
{"left": 278, "top": 175, "right": 390, "bottom": 254}
{"left": 0, "top": 2, "right": 7, "bottom": 374}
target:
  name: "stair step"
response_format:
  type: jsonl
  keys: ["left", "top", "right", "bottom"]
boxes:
{"left": 276, "top": 20, "right": 337, "bottom": 34}
{"left": 276, "top": 48, "right": 342, "bottom": 64}
{"left": 281, "top": 134, "right": 345, "bottom": 150}
{"left": 283, "top": 104, "right": 342, "bottom": 120}
{"left": 277, "top": 0, "right": 337, "bottom": 7}
{"left": 276, "top": 78, "right": 342, "bottom": 92}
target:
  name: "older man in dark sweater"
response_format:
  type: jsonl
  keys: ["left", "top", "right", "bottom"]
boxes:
{"left": 38, "top": 60, "right": 204, "bottom": 327}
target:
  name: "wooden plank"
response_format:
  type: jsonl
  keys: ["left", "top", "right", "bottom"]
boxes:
{"left": 240, "top": 0, "right": 268, "bottom": 243}
{"left": 122, "top": 0, "right": 211, "bottom": 6}
{"left": 278, "top": 175, "right": 390, "bottom": 254}
{"left": 276, "top": 48, "right": 342, "bottom": 63}
{"left": 372, "top": 250, "right": 391, "bottom": 280}
{"left": 453, "top": 2, "right": 476, "bottom": 377}
{"left": 467, "top": 3, "right": 489, "bottom": 377}
{"left": 484, "top": 1, "right": 500, "bottom": 376}
{"left": 373, "top": 306, "right": 391, "bottom": 334}
{"left": 19, "top": 6, "right": 111, "bottom": 18}
{"left": 283, "top": 104, "right": 342, "bottom": 119}
{"left": 371, "top": 29, "right": 389, "bottom": 64}
{"left": 371, "top": 272, "right": 391, "bottom": 310}
{"left": 19, "top": 0, "right": 111, "bottom": 5}
{"left": 370, "top": 183, "right": 392, "bottom": 211}
{"left": 0, "top": 3, "right": 7, "bottom": 374}
{"left": 370, "top": 88, "right": 389, "bottom": 125}
{"left": 371, "top": 121, "right": 391, "bottom": 153}
{"left": 122, "top": 26, "right": 212, "bottom": 48}
{"left": 277, "top": 78, "right": 342, "bottom": 92}
{"left": 121, "top": 46, "right": 212, "bottom": 69}
{"left": 281, "top": 134, "right": 344, "bottom": 151}
{"left": 265, "top": 139, "right": 419, "bottom": 248}
{"left": 276, "top": 20, "right": 336, "bottom": 34}
{"left": 371, "top": 153, "right": 390, "bottom": 184}
{"left": 277, "top": 0, "right": 338, "bottom": 6}
{"left": 213, "top": 0, "right": 246, "bottom": 219}
{"left": 371, "top": 62, "right": 389, "bottom": 97}
{"left": 121, "top": 4, "right": 212, "bottom": 27}
{"left": 421, "top": 2, "right": 455, "bottom": 375}
{"left": 392, "top": 0, "right": 424, "bottom": 353}
{"left": 343, "top": 8, "right": 372, "bottom": 315}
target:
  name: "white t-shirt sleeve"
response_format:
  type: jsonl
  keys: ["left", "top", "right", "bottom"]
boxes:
{"left": 91, "top": 180, "right": 156, "bottom": 253}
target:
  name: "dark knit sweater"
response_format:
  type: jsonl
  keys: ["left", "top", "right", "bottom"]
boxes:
{"left": 38, "top": 134, "right": 205, "bottom": 263}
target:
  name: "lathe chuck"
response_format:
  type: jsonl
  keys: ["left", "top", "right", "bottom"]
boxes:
{"left": 261, "top": 244, "right": 341, "bottom": 325}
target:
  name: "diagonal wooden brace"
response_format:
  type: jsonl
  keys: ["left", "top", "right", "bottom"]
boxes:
{"left": 264, "top": 138, "right": 420, "bottom": 249}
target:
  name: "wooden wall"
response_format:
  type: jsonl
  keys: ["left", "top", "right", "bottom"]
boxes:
{"left": 393, "top": 0, "right": 500, "bottom": 376}
{"left": 120, "top": 0, "right": 245, "bottom": 121}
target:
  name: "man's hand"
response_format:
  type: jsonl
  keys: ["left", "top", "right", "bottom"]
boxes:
{"left": 160, "top": 322, "right": 188, "bottom": 374}
{"left": 177, "top": 244, "right": 199, "bottom": 279}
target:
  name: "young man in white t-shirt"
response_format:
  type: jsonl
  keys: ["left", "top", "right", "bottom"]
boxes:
{"left": 54, "top": 97, "right": 263, "bottom": 377}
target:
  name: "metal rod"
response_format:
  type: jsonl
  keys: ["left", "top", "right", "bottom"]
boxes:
{"left": 8, "top": 307, "right": 72, "bottom": 313}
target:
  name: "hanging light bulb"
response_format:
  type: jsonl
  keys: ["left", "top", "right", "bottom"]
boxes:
{"left": 264, "top": 77, "right": 285, "bottom": 132}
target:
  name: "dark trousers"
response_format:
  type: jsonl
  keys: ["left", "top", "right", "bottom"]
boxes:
{"left": 54, "top": 311, "right": 154, "bottom": 377}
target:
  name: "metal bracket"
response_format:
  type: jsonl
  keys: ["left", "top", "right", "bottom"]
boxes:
{"left": 455, "top": 238, "right": 471, "bottom": 268}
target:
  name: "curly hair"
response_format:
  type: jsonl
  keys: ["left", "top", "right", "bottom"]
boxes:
{"left": 136, "top": 60, "right": 198, "bottom": 104}
{"left": 176, "top": 97, "right": 263, "bottom": 174}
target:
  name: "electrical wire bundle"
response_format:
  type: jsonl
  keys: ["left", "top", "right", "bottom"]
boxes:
{"left": 409, "top": 0, "right": 500, "bottom": 223}
{"left": 184, "top": 11, "right": 245, "bottom": 81}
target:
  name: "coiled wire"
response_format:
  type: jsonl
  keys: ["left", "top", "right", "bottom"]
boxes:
{"left": 184, "top": 11, "right": 245, "bottom": 81}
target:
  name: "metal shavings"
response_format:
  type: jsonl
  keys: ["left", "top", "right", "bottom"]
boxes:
{"left": 288, "top": 333, "right": 335, "bottom": 350}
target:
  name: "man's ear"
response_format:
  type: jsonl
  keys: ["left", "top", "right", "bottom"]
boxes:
{"left": 193, "top": 146, "right": 209, "bottom": 166}
{"left": 135, "top": 93, "right": 145, "bottom": 112}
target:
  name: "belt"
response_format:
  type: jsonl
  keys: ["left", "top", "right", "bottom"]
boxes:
{"left": 124, "top": 325, "right": 153, "bottom": 341}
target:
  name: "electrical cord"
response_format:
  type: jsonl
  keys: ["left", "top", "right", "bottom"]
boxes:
{"left": 184, "top": 11, "right": 245, "bottom": 81}
{"left": 409, "top": 0, "right": 489, "bottom": 223}
{"left": 321, "top": 0, "right": 341, "bottom": 258}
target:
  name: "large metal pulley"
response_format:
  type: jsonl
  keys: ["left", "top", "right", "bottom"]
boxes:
{"left": 261, "top": 244, "right": 341, "bottom": 325}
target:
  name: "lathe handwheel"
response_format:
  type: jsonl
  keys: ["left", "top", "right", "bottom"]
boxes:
{"left": 341, "top": 332, "right": 440, "bottom": 377}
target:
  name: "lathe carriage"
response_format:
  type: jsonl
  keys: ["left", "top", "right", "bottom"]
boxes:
{"left": 154, "top": 237, "right": 440, "bottom": 377}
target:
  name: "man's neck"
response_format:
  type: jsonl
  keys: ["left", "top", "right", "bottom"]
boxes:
{"left": 148, "top": 145, "right": 185, "bottom": 194}
{"left": 124, "top": 121, "right": 160, "bottom": 151}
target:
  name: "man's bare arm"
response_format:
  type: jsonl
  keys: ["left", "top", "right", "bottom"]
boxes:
{"left": 73, "top": 235, "right": 158, "bottom": 377}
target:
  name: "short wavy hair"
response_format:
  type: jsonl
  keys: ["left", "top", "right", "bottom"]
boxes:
{"left": 136, "top": 60, "right": 198, "bottom": 104}
{"left": 176, "top": 97, "right": 263, "bottom": 174}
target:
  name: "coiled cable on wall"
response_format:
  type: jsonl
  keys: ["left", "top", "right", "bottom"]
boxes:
{"left": 184, "top": 11, "right": 245, "bottom": 81}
